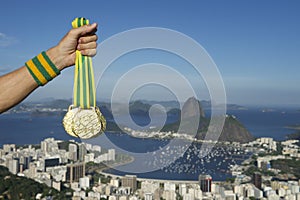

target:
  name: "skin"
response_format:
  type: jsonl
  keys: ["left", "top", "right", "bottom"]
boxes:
{"left": 0, "top": 23, "right": 98, "bottom": 114}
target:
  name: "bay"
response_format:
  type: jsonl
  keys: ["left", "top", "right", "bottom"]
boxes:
{"left": 0, "top": 107, "right": 300, "bottom": 181}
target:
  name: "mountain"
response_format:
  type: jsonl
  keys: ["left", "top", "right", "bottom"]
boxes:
{"left": 196, "top": 115, "right": 255, "bottom": 143}
{"left": 162, "top": 97, "right": 254, "bottom": 143}
{"left": 129, "top": 101, "right": 151, "bottom": 115}
{"left": 220, "top": 115, "right": 254, "bottom": 143}
{"left": 182, "top": 97, "right": 205, "bottom": 118}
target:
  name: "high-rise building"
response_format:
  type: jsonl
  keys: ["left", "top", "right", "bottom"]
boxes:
{"left": 79, "top": 176, "right": 90, "bottom": 190}
{"left": 121, "top": 175, "right": 137, "bottom": 192}
{"left": 179, "top": 184, "right": 187, "bottom": 196}
{"left": 44, "top": 158, "right": 60, "bottom": 171}
{"left": 253, "top": 172, "right": 262, "bottom": 190}
{"left": 199, "top": 174, "right": 212, "bottom": 193}
{"left": 3, "top": 144, "right": 16, "bottom": 153}
{"left": 66, "top": 162, "right": 85, "bottom": 183}
{"left": 8, "top": 158, "right": 19, "bottom": 174}
{"left": 19, "top": 156, "right": 32, "bottom": 170}
{"left": 69, "top": 143, "right": 78, "bottom": 161}
{"left": 78, "top": 144, "right": 87, "bottom": 162}
{"left": 41, "top": 138, "right": 58, "bottom": 154}
{"left": 108, "top": 149, "right": 115, "bottom": 161}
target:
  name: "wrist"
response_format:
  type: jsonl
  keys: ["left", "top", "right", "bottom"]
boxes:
{"left": 46, "top": 46, "right": 65, "bottom": 71}
{"left": 25, "top": 51, "right": 61, "bottom": 86}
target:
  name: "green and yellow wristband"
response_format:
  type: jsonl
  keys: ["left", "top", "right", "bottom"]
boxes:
{"left": 25, "top": 51, "right": 60, "bottom": 86}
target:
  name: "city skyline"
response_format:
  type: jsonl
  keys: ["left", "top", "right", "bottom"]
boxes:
{"left": 0, "top": 1, "right": 299, "bottom": 106}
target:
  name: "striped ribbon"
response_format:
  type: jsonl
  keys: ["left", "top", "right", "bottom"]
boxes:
{"left": 72, "top": 17, "right": 96, "bottom": 109}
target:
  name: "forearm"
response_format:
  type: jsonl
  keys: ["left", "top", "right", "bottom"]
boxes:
{"left": 0, "top": 66, "right": 38, "bottom": 113}
{"left": 0, "top": 47, "right": 64, "bottom": 113}
{"left": 0, "top": 23, "right": 97, "bottom": 113}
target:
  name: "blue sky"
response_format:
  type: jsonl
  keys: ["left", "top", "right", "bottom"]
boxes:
{"left": 0, "top": 0, "right": 299, "bottom": 106}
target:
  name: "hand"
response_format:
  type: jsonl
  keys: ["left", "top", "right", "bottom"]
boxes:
{"left": 47, "top": 23, "right": 98, "bottom": 70}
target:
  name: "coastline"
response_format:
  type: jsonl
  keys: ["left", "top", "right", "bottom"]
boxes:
{"left": 286, "top": 125, "right": 300, "bottom": 131}
{"left": 96, "top": 155, "right": 135, "bottom": 175}
{"left": 100, "top": 169, "right": 200, "bottom": 184}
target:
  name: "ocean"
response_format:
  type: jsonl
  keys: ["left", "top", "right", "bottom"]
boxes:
{"left": 0, "top": 107, "right": 299, "bottom": 181}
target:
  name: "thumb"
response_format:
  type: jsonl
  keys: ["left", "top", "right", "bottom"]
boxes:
{"left": 69, "top": 23, "right": 98, "bottom": 38}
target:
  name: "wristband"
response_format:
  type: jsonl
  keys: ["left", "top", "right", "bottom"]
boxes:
{"left": 25, "top": 51, "right": 60, "bottom": 86}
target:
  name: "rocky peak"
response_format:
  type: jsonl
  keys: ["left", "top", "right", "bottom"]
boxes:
{"left": 181, "top": 97, "right": 205, "bottom": 119}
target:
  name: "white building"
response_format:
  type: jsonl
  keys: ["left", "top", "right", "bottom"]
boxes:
{"left": 108, "top": 149, "right": 116, "bottom": 161}
{"left": 164, "top": 182, "right": 176, "bottom": 191}
{"left": 69, "top": 143, "right": 77, "bottom": 161}
{"left": 92, "top": 145, "right": 101, "bottom": 152}
{"left": 141, "top": 181, "right": 160, "bottom": 194}
{"left": 144, "top": 193, "right": 153, "bottom": 200}
{"left": 8, "top": 159, "right": 19, "bottom": 174}
{"left": 79, "top": 176, "right": 90, "bottom": 190}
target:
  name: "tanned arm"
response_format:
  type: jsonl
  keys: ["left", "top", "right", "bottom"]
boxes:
{"left": 0, "top": 23, "right": 98, "bottom": 113}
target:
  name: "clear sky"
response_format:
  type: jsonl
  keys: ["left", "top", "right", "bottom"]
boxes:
{"left": 0, "top": 0, "right": 299, "bottom": 106}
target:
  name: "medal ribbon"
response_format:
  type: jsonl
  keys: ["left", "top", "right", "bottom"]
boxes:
{"left": 72, "top": 17, "right": 96, "bottom": 109}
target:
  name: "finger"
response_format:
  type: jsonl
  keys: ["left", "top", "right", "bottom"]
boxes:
{"left": 77, "top": 42, "right": 97, "bottom": 51}
{"left": 79, "top": 35, "right": 98, "bottom": 44}
{"left": 80, "top": 49, "right": 97, "bottom": 57}
{"left": 69, "top": 23, "right": 98, "bottom": 38}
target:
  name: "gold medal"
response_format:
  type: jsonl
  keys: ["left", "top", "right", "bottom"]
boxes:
{"left": 63, "top": 17, "right": 106, "bottom": 139}
{"left": 63, "top": 105, "right": 106, "bottom": 139}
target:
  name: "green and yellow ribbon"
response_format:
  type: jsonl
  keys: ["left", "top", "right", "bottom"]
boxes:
{"left": 72, "top": 17, "right": 96, "bottom": 109}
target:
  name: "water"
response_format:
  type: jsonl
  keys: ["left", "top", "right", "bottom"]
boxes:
{"left": 229, "top": 108, "right": 300, "bottom": 141}
{"left": 102, "top": 134, "right": 251, "bottom": 181}
{"left": 0, "top": 113, "right": 77, "bottom": 145}
{"left": 0, "top": 107, "right": 300, "bottom": 181}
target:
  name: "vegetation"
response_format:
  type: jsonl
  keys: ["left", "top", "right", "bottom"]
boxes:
{"left": 244, "top": 163, "right": 275, "bottom": 178}
{"left": 244, "top": 166, "right": 259, "bottom": 177}
{"left": 271, "top": 158, "right": 300, "bottom": 179}
{"left": 0, "top": 166, "right": 70, "bottom": 200}
{"left": 226, "top": 177, "right": 236, "bottom": 183}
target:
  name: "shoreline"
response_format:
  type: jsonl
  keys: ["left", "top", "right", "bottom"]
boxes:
{"left": 285, "top": 125, "right": 300, "bottom": 131}
{"left": 99, "top": 170, "right": 200, "bottom": 184}
{"left": 99, "top": 169, "right": 224, "bottom": 184}
{"left": 96, "top": 155, "right": 135, "bottom": 175}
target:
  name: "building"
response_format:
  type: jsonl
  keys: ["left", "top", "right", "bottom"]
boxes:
{"left": 164, "top": 182, "right": 176, "bottom": 191}
{"left": 141, "top": 181, "right": 160, "bottom": 194}
{"left": 121, "top": 175, "right": 137, "bottom": 192}
{"left": 78, "top": 143, "right": 87, "bottom": 162}
{"left": 8, "top": 158, "right": 19, "bottom": 174}
{"left": 163, "top": 190, "right": 176, "bottom": 200}
{"left": 3, "top": 144, "right": 16, "bottom": 153}
{"left": 199, "top": 174, "right": 212, "bottom": 193}
{"left": 108, "top": 149, "right": 116, "bottom": 161}
{"left": 253, "top": 172, "right": 262, "bottom": 190}
{"left": 110, "top": 178, "right": 120, "bottom": 187}
{"left": 44, "top": 157, "right": 60, "bottom": 171}
{"left": 66, "top": 162, "right": 85, "bottom": 183}
{"left": 92, "top": 145, "right": 101, "bottom": 152}
{"left": 79, "top": 176, "right": 90, "bottom": 190}
{"left": 144, "top": 193, "right": 153, "bottom": 200}
{"left": 69, "top": 143, "right": 78, "bottom": 161}
{"left": 179, "top": 184, "right": 187, "bottom": 196}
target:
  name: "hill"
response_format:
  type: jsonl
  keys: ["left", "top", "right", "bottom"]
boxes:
{"left": 162, "top": 97, "right": 254, "bottom": 143}
{"left": 0, "top": 166, "right": 70, "bottom": 199}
